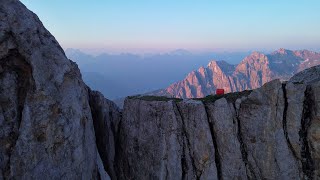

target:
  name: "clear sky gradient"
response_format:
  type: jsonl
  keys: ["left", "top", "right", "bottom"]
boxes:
{"left": 21, "top": 0, "right": 320, "bottom": 52}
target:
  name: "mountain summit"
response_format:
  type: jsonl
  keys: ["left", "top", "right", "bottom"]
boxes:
{"left": 154, "top": 49, "right": 320, "bottom": 98}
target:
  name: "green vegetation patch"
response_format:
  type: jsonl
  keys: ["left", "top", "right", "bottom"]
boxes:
{"left": 127, "top": 95, "right": 183, "bottom": 102}
{"left": 194, "top": 90, "right": 252, "bottom": 103}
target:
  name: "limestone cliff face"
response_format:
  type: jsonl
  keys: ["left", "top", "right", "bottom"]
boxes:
{"left": 89, "top": 90, "right": 122, "bottom": 180}
{"left": 155, "top": 49, "right": 320, "bottom": 98}
{"left": 116, "top": 99, "right": 218, "bottom": 179}
{"left": 115, "top": 69, "right": 320, "bottom": 179}
{"left": 1, "top": 1, "right": 320, "bottom": 180}
{"left": 0, "top": 1, "right": 109, "bottom": 179}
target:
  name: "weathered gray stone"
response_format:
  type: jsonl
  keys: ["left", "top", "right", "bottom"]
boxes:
{"left": 289, "top": 65, "right": 320, "bottom": 85}
{"left": 115, "top": 75, "right": 320, "bottom": 179}
{"left": 238, "top": 80, "right": 300, "bottom": 179}
{"left": 1, "top": 0, "right": 320, "bottom": 180}
{"left": 205, "top": 98, "right": 247, "bottom": 179}
{"left": 116, "top": 99, "right": 185, "bottom": 179}
{"left": 284, "top": 82, "right": 306, "bottom": 162}
{"left": 116, "top": 98, "right": 219, "bottom": 180}
{"left": 175, "top": 100, "right": 218, "bottom": 180}
{"left": 89, "top": 90, "right": 122, "bottom": 180}
{"left": 308, "top": 81, "right": 320, "bottom": 179}
{"left": 97, "top": 151, "right": 111, "bottom": 180}
{"left": 0, "top": 0, "right": 109, "bottom": 179}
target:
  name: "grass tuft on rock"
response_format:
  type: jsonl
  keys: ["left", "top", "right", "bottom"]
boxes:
{"left": 127, "top": 95, "right": 183, "bottom": 102}
{"left": 194, "top": 90, "right": 252, "bottom": 103}
{"left": 128, "top": 90, "right": 252, "bottom": 103}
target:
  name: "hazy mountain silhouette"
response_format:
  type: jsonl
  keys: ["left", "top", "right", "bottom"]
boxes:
{"left": 66, "top": 49, "right": 250, "bottom": 99}
{"left": 152, "top": 48, "right": 320, "bottom": 98}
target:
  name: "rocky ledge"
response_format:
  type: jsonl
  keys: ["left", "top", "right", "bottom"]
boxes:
{"left": 114, "top": 74, "right": 320, "bottom": 179}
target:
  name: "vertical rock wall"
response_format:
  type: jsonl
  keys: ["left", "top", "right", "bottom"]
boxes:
{"left": 115, "top": 78, "right": 320, "bottom": 179}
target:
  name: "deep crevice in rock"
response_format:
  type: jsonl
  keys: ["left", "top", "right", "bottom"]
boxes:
{"left": 232, "top": 102, "right": 256, "bottom": 180}
{"left": 0, "top": 48, "right": 33, "bottom": 178}
{"left": 203, "top": 103, "right": 222, "bottom": 180}
{"left": 300, "top": 85, "right": 315, "bottom": 179}
{"left": 180, "top": 137, "right": 188, "bottom": 180}
{"left": 88, "top": 89, "right": 122, "bottom": 180}
{"left": 114, "top": 116, "right": 123, "bottom": 180}
{"left": 173, "top": 102, "right": 199, "bottom": 180}
{"left": 281, "top": 83, "right": 299, "bottom": 159}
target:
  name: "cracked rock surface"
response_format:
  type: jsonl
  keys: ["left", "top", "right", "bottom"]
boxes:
{"left": 0, "top": 1, "right": 109, "bottom": 179}
{"left": 1, "top": 0, "right": 320, "bottom": 180}
{"left": 115, "top": 72, "right": 320, "bottom": 179}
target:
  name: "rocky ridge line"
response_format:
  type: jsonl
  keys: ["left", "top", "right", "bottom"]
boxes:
{"left": 1, "top": 1, "right": 320, "bottom": 180}
{"left": 153, "top": 49, "right": 320, "bottom": 99}
{"left": 109, "top": 66, "right": 320, "bottom": 179}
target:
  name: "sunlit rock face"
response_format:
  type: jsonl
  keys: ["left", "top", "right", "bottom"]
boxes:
{"left": 154, "top": 49, "right": 320, "bottom": 99}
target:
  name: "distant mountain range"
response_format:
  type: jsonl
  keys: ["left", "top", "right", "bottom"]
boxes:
{"left": 151, "top": 48, "right": 320, "bottom": 98}
{"left": 65, "top": 48, "right": 250, "bottom": 99}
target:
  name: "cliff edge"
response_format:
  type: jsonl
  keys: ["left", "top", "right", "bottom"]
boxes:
{"left": 0, "top": 1, "right": 109, "bottom": 179}
{"left": 0, "top": 1, "right": 319, "bottom": 180}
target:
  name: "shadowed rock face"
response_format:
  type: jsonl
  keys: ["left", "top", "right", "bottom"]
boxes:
{"left": 0, "top": 1, "right": 109, "bottom": 179}
{"left": 89, "top": 90, "right": 122, "bottom": 180}
{"left": 0, "top": 49, "right": 33, "bottom": 179}
{"left": 1, "top": 0, "right": 320, "bottom": 180}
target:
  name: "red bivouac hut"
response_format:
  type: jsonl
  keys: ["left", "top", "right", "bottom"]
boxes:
{"left": 216, "top": 89, "right": 224, "bottom": 95}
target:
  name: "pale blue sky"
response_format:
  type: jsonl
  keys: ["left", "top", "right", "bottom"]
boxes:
{"left": 21, "top": 0, "right": 320, "bottom": 52}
